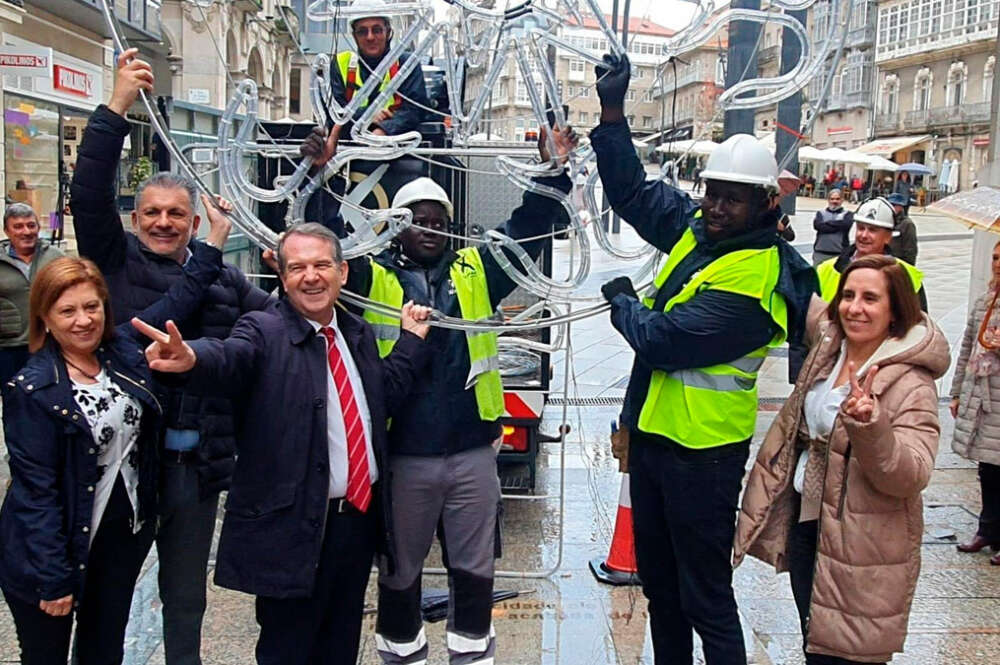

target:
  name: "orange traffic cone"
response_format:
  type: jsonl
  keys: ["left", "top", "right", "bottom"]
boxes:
{"left": 589, "top": 473, "right": 641, "bottom": 586}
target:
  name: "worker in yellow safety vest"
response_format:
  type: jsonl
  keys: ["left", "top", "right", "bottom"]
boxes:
{"left": 323, "top": 0, "right": 429, "bottom": 142}
{"left": 345, "top": 128, "right": 578, "bottom": 665}
{"left": 591, "top": 52, "right": 817, "bottom": 665}
{"left": 815, "top": 196, "right": 926, "bottom": 309}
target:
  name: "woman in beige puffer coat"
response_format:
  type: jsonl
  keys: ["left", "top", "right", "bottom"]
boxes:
{"left": 950, "top": 239, "right": 1000, "bottom": 562}
{"left": 735, "top": 256, "right": 950, "bottom": 664}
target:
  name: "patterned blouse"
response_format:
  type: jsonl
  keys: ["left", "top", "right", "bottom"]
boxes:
{"left": 71, "top": 369, "right": 143, "bottom": 543}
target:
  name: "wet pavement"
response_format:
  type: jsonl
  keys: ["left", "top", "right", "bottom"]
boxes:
{"left": 0, "top": 195, "right": 997, "bottom": 664}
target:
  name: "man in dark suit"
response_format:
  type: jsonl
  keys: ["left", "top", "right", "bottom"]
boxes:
{"left": 134, "top": 223, "right": 431, "bottom": 665}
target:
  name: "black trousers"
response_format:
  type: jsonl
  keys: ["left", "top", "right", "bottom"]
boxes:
{"left": 4, "top": 481, "right": 154, "bottom": 665}
{"left": 977, "top": 462, "right": 1000, "bottom": 542}
{"left": 254, "top": 501, "right": 377, "bottom": 665}
{"left": 628, "top": 431, "right": 749, "bottom": 665}
{"left": 787, "top": 513, "right": 885, "bottom": 665}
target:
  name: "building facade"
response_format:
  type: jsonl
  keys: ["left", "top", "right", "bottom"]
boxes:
{"left": 464, "top": 12, "right": 674, "bottom": 141}
{"left": 870, "top": 0, "right": 997, "bottom": 192}
{"left": 652, "top": 32, "right": 726, "bottom": 144}
{"left": 0, "top": 0, "right": 167, "bottom": 254}
{"left": 806, "top": 0, "right": 877, "bottom": 150}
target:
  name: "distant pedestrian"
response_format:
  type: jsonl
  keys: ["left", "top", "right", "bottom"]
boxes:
{"left": 736, "top": 255, "right": 950, "bottom": 665}
{"left": 0, "top": 202, "right": 62, "bottom": 384}
{"left": 692, "top": 166, "right": 703, "bottom": 194}
{"left": 887, "top": 192, "right": 917, "bottom": 265}
{"left": 811, "top": 189, "right": 852, "bottom": 266}
{"left": 952, "top": 240, "right": 1000, "bottom": 565}
{"left": 894, "top": 171, "right": 914, "bottom": 214}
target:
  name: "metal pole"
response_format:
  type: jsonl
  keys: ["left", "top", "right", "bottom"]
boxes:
{"left": 723, "top": 0, "right": 761, "bottom": 138}
{"left": 775, "top": 8, "right": 807, "bottom": 217}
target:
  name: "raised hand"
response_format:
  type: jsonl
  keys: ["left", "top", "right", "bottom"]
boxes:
{"left": 201, "top": 194, "right": 234, "bottom": 249}
{"left": 39, "top": 595, "right": 73, "bottom": 617}
{"left": 131, "top": 319, "right": 196, "bottom": 373}
{"left": 843, "top": 362, "right": 879, "bottom": 423}
{"left": 400, "top": 300, "right": 432, "bottom": 339}
{"left": 595, "top": 53, "right": 631, "bottom": 113}
{"left": 299, "top": 125, "right": 342, "bottom": 167}
{"left": 538, "top": 125, "right": 580, "bottom": 165}
{"left": 108, "top": 48, "right": 153, "bottom": 117}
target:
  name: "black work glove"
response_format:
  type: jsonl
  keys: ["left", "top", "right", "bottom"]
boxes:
{"left": 595, "top": 53, "right": 631, "bottom": 111}
{"left": 601, "top": 276, "right": 637, "bottom": 303}
{"left": 299, "top": 126, "right": 327, "bottom": 160}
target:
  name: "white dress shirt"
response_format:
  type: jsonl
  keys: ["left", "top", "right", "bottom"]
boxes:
{"left": 308, "top": 311, "right": 378, "bottom": 498}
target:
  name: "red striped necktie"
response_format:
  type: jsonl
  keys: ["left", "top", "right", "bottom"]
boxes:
{"left": 321, "top": 327, "right": 371, "bottom": 513}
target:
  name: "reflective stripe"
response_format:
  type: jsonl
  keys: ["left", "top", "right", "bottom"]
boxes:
{"left": 669, "top": 368, "right": 757, "bottom": 392}
{"left": 466, "top": 353, "right": 501, "bottom": 390}
{"left": 728, "top": 355, "right": 766, "bottom": 374}
{"left": 371, "top": 323, "right": 401, "bottom": 341}
{"left": 446, "top": 624, "right": 496, "bottom": 654}
{"left": 376, "top": 627, "right": 427, "bottom": 657}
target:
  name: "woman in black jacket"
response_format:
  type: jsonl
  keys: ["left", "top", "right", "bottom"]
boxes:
{"left": 0, "top": 249, "right": 220, "bottom": 665}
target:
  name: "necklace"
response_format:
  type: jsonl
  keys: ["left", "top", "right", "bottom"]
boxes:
{"left": 63, "top": 355, "right": 100, "bottom": 381}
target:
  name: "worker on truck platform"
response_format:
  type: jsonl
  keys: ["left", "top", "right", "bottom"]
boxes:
{"left": 303, "top": 124, "right": 577, "bottom": 665}
{"left": 302, "top": 0, "right": 430, "bottom": 165}
{"left": 590, "top": 52, "right": 816, "bottom": 665}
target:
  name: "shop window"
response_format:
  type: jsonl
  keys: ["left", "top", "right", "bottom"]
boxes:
{"left": 4, "top": 95, "right": 60, "bottom": 243}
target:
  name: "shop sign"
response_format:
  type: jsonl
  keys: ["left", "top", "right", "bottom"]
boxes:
{"left": 827, "top": 126, "right": 853, "bottom": 136}
{"left": 53, "top": 65, "right": 93, "bottom": 97}
{"left": 187, "top": 88, "right": 211, "bottom": 104}
{"left": 0, "top": 44, "right": 51, "bottom": 78}
{"left": 974, "top": 136, "right": 990, "bottom": 147}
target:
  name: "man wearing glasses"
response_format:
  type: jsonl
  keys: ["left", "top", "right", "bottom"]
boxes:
{"left": 329, "top": 0, "right": 430, "bottom": 139}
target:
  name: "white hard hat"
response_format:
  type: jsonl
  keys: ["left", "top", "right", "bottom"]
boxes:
{"left": 348, "top": 0, "right": 391, "bottom": 26}
{"left": 392, "top": 177, "right": 454, "bottom": 219}
{"left": 853, "top": 197, "right": 895, "bottom": 230}
{"left": 699, "top": 134, "right": 779, "bottom": 190}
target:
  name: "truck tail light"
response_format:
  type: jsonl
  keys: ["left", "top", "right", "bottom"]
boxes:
{"left": 501, "top": 425, "right": 529, "bottom": 452}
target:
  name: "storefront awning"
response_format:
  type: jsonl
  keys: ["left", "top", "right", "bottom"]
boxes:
{"left": 854, "top": 135, "right": 931, "bottom": 157}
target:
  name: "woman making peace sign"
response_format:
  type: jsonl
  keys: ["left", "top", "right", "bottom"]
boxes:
{"left": 734, "top": 255, "right": 951, "bottom": 664}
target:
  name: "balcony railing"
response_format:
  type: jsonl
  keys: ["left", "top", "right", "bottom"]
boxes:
{"left": 928, "top": 102, "right": 991, "bottom": 126}
{"left": 825, "top": 89, "right": 872, "bottom": 111}
{"left": 654, "top": 67, "right": 714, "bottom": 98}
{"left": 904, "top": 109, "right": 931, "bottom": 129}
{"left": 874, "top": 113, "right": 899, "bottom": 132}
{"left": 876, "top": 19, "right": 997, "bottom": 63}
{"left": 845, "top": 23, "right": 876, "bottom": 48}
{"left": 64, "top": 0, "right": 161, "bottom": 39}
{"left": 757, "top": 45, "right": 780, "bottom": 65}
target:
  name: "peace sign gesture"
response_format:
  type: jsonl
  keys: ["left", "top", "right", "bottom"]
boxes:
{"left": 131, "top": 318, "right": 196, "bottom": 373}
{"left": 843, "top": 362, "right": 879, "bottom": 423}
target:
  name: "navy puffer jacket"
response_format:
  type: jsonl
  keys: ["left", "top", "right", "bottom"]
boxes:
{"left": 70, "top": 105, "right": 274, "bottom": 496}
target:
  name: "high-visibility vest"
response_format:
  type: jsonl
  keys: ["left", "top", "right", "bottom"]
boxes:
{"left": 815, "top": 255, "right": 923, "bottom": 302}
{"left": 337, "top": 51, "right": 402, "bottom": 112}
{"left": 637, "top": 227, "right": 788, "bottom": 449}
{"left": 363, "top": 248, "right": 505, "bottom": 421}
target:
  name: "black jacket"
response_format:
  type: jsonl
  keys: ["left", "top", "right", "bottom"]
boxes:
{"left": 346, "top": 173, "right": 571, "bottom": 455}
{"left": 70, "top": 104, "right": 274, "bottom": 497}
{"left": 0, "top": 246, "right": 221, "bottom": 606}
{"left": 330, "top": 50, "right": 429, "bottom": 136}
{"left": 590, "top": 120, "right": 816, "bottom": 431}
{"left": 812, "top": 206, "right": 853, "bottom": 255}
{"left": 183, "top": 301, "right": 427, "bottom": 598}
